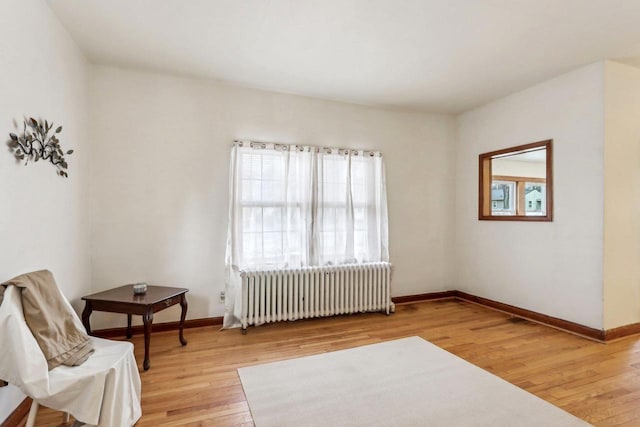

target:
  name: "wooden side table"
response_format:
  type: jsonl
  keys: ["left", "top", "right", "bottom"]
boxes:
{"left": 81, "top": 285, "right": 188, "bottom": 371}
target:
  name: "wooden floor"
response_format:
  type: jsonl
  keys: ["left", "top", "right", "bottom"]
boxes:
{"left": 32, "top": 299, "right": 640, "bottom": 426}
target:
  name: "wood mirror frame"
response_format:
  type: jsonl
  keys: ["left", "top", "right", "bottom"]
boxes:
{"left": 478, "top": 139, "right": 553, "bottom": 221}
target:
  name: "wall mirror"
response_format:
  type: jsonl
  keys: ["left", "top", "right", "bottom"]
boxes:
{"left": 479, "top": 139, "right": 552, "bottom": 221}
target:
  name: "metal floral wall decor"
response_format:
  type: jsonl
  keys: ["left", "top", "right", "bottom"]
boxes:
{"left": 8, "top": 117, "right": 74, "bottom": 177}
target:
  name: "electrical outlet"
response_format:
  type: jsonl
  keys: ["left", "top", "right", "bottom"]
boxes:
{"left": 219, "top": 291, "right": 225, "bottom": 303}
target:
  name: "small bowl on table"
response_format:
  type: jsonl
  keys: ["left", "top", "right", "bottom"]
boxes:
{"left": 133, "top": 283, "right": 148, "bottom": 295}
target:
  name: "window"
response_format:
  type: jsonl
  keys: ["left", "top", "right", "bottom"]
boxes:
{"left": 229, "top": 142, "right": 388, "bottom": 270}
{"left": 479, "top": 140, "right": 552, "bottom": 221}
{"left": 239, "top": 150, "right": 303, "bottom": 266}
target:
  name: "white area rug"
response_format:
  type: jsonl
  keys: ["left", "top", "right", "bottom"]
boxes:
{"left": 238, "top": 336, "right": 590, "bottom": 427}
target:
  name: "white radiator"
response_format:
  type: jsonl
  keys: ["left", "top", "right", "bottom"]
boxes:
{"left": 240, "top": 262, "right": 393, "bottom": 332}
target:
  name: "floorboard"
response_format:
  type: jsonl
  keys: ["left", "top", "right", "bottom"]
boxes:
{"left": 32, "top": 300, "right": 640, "bottom": 426}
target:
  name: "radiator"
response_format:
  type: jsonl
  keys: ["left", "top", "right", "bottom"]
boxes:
{"left": 240, "top": 262, "right": 393, "bottom": 332}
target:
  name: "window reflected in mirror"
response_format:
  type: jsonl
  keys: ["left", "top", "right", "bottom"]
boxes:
{"left": 479, "top": 140, "right": 552, "bottom": 221}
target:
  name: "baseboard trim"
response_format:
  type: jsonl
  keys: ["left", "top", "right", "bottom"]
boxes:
{"left": 392, "top": 290, "right": 640, "bottom": 342}
{"left": 392, "top": 291, "right": 456, "bottom": 304}
{"left": 93, "top": 316, "right": 223, "bottom": 338}
{"left": 604, "top": 322, "right": 640, "bottom": 341}
{"left": 1, "top": 397, "right": 31, "bottom": 427}
{"left": 454, "top": 291, "right": 605, "bottom": 341}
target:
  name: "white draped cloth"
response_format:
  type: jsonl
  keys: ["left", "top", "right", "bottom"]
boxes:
{"left": 0, "top": 286, "right": 141, "bottom": 427}
{"left": 224, "top": 142, "right": 389, "bottom": 328}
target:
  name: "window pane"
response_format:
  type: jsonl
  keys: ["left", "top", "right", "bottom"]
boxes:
{"left": 242, "top": 207, "right": 262, "bottom": 233}
{"left": 241, "top": 154, "right": 262, "bottom": 179}
{"left": 263, "top": 207, "right": 282, "bottom": 232}
{"left": 491, "top": 180, "right": 516, "bottom": 215}
{"left": 243, "top": 232, "right": 262, "bottom": 261}
{"left": 335, "top": 232, "right": 346, "bottom": 254}
{"left": 355, "top": 230, "right": 367, "bottom": 257}
{"left": 352, "top": 184, "right": 366, "bottom": 205}
{"left": 354, "top": 207, "right": 366, "bottom": 229}
{"left": 351, "top": 159, "right": 364, "bottom": 181}
{"left": 261, "top": 155, "right": 277, "bottom": 179}
{"left": 320, "top": 207, "right": 335, "bottom": 231}
{"left": 285, "top": 207, "right": 298, "bottom": 229}
{"left": 262, "top": 180, "right": 283, "bottom": 203}
{"left": 285, "top": 231, "right": 302, "bottom": 253}
{"left": 322, "top": 232, "right": 335, "bottom": 254}
{"left": 525, "top": 183, "right": 546, "bottom": 216}
{"left": 335, "top": 208, "right": 347, "bottom": 232}
{"left": 263, "top": 232, "right": 282, "bottom": 256}
{"left": 240, "top": 179, "right": 262, "bottom": 202}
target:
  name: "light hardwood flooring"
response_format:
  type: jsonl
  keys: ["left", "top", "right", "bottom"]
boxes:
{"left": 31, "top": 299, "right": 640, "bottom": 426}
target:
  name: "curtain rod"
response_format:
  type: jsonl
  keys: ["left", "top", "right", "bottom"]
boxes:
{"left": 232, "top": 139, "right": 383, "bottom": 156}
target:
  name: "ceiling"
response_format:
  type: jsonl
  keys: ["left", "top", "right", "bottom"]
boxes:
{"left": 47, "top": 0, "right": 640, "bottom": 114}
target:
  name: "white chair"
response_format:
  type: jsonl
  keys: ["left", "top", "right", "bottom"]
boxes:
{"left": 0, "top": 285, "right": 142, "bottom": 427}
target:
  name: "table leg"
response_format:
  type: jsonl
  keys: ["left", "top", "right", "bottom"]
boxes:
{"left": 143, "top": 310, "right": 153, "bottom": 371}
{"left": 126, "top": 314, "right": 133, "bottom": 339}
{"left": 81, "top": 302, "right": 92, "bottom": 335}
{"left": 179, "top": 294, "right": 188, "bottom": 346}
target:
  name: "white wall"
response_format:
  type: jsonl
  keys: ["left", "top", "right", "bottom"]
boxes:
{"left": 455, "top": 62, "right": 605, "bottom": 329}
{"left": 603, "top": 61, "right": 640, "bottom": 329}
{"left": 87, "top": 65, "right": 456, "bottom": 329}
{"left": 0, "top": 0, "right": 90, "bottom": 420}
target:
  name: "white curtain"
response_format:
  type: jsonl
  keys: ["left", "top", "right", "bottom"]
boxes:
{"left": 224, "top": 142, "right": 389, "bottom": 328}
